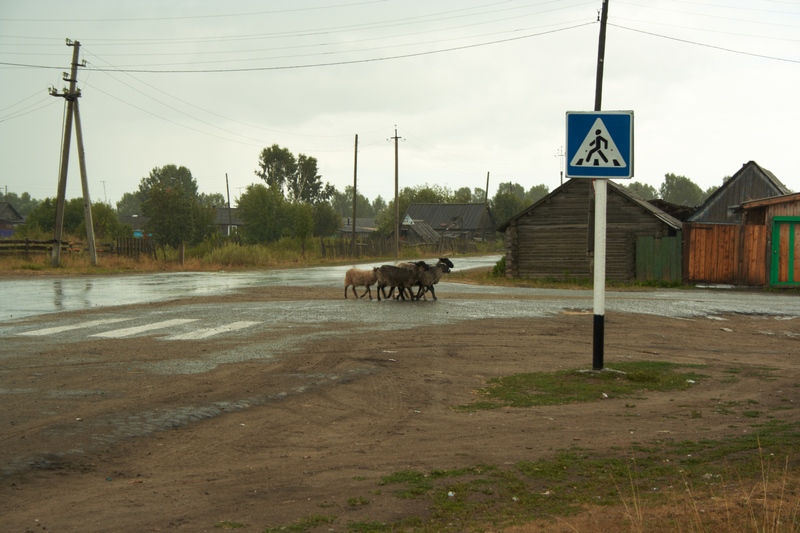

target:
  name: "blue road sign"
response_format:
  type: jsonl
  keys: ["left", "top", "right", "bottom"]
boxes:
{"left": 566, "top": 111, "right": 633, "bottom": 179}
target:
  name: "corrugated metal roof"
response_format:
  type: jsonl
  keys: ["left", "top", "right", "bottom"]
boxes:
{"left": 406, "top": 220, "right": 441, "bottom": 244}
{"left": 403, "top": 203, "right": 495, "bottom": 231}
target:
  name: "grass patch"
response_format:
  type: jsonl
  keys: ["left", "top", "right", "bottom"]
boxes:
{"left": 263, "top": 421, "right": 800, "bottom": 533}
{"left": 213, "top": 521, "right": 246, "bottom": 529}
{"left": 459, "top": 361, "right": 707, "bottom": 410}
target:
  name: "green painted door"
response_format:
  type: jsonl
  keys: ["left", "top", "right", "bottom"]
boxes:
{"left": 771, "top": 217, "right": 800, "bottom": 286}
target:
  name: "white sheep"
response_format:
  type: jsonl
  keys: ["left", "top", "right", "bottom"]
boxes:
{"left": 344, "top": 267, "right": 378, "bottom": 300}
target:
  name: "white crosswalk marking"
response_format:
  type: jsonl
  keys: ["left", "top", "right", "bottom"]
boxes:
{"left": 166, "top": 321, "right": 262, "bottom": 340}
{"left": 90, "top": 319, "right": 199, "bottom": 338}
{"left": 18, "top": 318, "right": 133, "bottom": 336}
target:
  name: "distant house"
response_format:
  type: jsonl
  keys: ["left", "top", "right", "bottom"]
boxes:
{"left": 497, "top": 179, "right": 683, "bottom": 282}
{"left": 338, "top": 217, "right": 377, "bottom": 238}
{"left": 0, "top": 202, "right": 25, "bottom": 237}
{"left": 213, "top": 207, "right": 243, "bottom": 235}
{"left": 402, "top": 203, "right": 497, "bottom": 243}
{"left": 119, "top": 208, "right": 242, "bottom": 238}
{"left": 688, "top": 161, "right": 790, "bottom": 224}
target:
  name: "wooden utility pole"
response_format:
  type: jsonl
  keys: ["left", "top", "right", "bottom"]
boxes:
{"left": 391, "top": 127, "right": 401, "bottom": 258}
{"left": 483, "top": 171, "right": 490, "bottom": 242}
{"left": 225, "top": 173, "right": 232, "bottom": 237}
{"left": 49, "top": 39, "right": 97, "bottom": 267}
{"left": 351, "top": 134, "right": 358, "bottom": 256}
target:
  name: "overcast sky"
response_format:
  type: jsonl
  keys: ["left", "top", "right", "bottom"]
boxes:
{"left": 1, "top": 0, "right": 798, "bottom": 209}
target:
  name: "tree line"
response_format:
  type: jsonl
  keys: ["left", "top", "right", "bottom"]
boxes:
{"left": 6, "top": 142, "right": 728, "bottom": 251}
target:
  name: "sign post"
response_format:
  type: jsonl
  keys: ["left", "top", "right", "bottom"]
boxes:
{"left": 566, "top": 111, "right": 633, "bottom": 369}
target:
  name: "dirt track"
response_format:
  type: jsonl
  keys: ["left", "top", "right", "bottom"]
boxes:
{"left": 1, "top": 285, "right": 799, "bottom": 532}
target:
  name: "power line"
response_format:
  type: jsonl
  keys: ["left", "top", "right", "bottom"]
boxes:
{"left": 0, "top": 22, "right": 596, "bottom": 73}
{"left": 609, "top": 22, "right": 800, "bottom": 63}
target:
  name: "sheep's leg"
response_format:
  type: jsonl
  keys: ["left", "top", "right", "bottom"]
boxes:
{"left": 427, "top": 285, "right": 437, "bottom": 301}
{"left": 345, "top": 285, "right": 350, "bottom": 298}
{"left": 358, "top": 286, "right": 370, "bottom": 299}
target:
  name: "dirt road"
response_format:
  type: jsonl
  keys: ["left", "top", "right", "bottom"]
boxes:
{"left": 1, "top": 285, "right": 799, "bottom": 532}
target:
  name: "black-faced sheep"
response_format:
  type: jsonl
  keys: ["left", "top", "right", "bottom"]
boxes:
{"left": 344, "top": 267, "right": 378, "bottom": 300}
{"left": 376, "top": 261, "right": 429, "bottom": 301}
{"left": 415, "top": 257, "right": 454, "bottom": 301}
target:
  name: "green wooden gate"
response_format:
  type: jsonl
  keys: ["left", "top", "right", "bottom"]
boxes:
{"left": 636, "top": 232, "right": 682, "bottom": 283}
{"left": 771, "top": 217, "right": 800, "bottom": 286}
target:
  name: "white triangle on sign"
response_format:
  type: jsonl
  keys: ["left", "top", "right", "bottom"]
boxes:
{"left": 570, "top": 118, "right": 627, "bottom": 168}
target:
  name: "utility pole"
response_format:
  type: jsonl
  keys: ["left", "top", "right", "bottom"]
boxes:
{"left": 352, "top": 134, "right": 358, "bottom": 256}
{"left": 483, "top": 171, "right": 490, "bottom": 243}
{"left": 390, "top": 127, "right": 402, "bottom": 258}
{"left": 592, "top": 0, "right": 610, "bottom": 370}
{"left": 225, "top": 173, "right": 232, "bottom": 237}
{"left": 49, "top": 39, "right": 97, "bottom": 267}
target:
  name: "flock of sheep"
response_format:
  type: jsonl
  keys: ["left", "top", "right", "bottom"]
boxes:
{"left": 344, "top": 257, "right": 455, "bottom": 301}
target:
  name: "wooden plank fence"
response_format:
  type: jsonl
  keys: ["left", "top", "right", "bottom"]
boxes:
{"left": 0, "top": 238, "right": 156, "bottom": 259}
{"left": 683, "top": 223, "right": 767, "bottom": 285}
{"left": 636, "top": 232, "right": 682, "bottom": 282}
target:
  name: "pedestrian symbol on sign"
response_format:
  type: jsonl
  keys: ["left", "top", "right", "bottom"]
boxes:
{"left": 570, "top": 118, "right": 626, "bottom": 168}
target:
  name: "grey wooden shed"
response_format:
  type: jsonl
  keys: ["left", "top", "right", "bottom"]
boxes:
{"left": 497, "top": 179, "right": 682, "bottom": 282}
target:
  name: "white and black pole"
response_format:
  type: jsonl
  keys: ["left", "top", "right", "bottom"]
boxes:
{"left": 592, "top": 0, "right": 610, "bottom": 370}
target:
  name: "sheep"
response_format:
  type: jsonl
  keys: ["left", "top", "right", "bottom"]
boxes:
{"left": 414, "top": 257, "right": 454, "bottom": 301}
{"left": 344, "top": 267, "right": 378, "bottom": 300}
{"left": 376, "top": 261, "right": 429, "bottom": 301}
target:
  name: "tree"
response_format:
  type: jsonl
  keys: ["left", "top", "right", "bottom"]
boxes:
{"left": 80, "top": 202, "right": 132, "bottom": 240}
{"left": 313, "top": 201, "right": 341, "bottom": 237}
{"left": 139, "top": 164, "right": 198, "bottom": 199}
{"left": 290, "top": 201, "right": 314, "bottom": 253}
{"left": 659, "top": 173, "right": 705, "bottom": 206}
{"left": 372, "top": 195, "right": 386, "bottom": 213}
{"left": 198, "top": 192, "right": 226, "bottom": 208}
{"left": 622, "top": 181, "right": 658, "bottom": 200}
{"left": 525, "top": 184, "right": 550, "bottom": 204}
{"left": 490, "top": 191, "right": 526, "bottom": 225}
{"left": 453, "top": 187, "right": 473, "bottom": 203}
{"left": 330, "top": 186, "right": 374, "bottom": 218}
{"left": 236, "top": 183, "right": 289, "bottom": 244}
{"left": 255, "top": 144, "right": 297, "bottom": 191}
{"left": 497, "top": 182, "right": 525, "bottom": 201}
{"left": 116, "top": 191, "right": 144, "bottom": 216}
{"left": 255, "top": 145, "right": 334, "bottom": 204}
{"left": 139, "top": 165, "right": 214, "bottom": 254}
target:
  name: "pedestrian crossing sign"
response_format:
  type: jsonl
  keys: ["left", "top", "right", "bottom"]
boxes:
{"left": 566, "top": 111, "right": 633, "bottom": 179}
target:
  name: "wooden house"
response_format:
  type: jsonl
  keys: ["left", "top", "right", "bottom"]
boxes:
{"left": 688, "top": 161, "right": 789, "bottom": 224}
{"left": 497, "top": 179, "right": 682, "bottom": 282}
{"left": 683, "top": 161, "right": 793, "bottom": 286}
{"left": 402, "top": 203, "right": 497, "bottom": 242}
{"left": 0, "top": 202, "right": 25, "bottom": 237}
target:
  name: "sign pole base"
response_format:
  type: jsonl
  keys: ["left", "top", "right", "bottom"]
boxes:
{"left": 592, "top": 314, "right": 605, "bottom": 370}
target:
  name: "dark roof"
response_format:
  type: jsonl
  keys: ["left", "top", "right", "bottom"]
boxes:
{"left": 0, "top": 202, "right": 24, "bottom": 224}
{"left": 496, "top": 179, "right": 682, "bottom": 232}
{"left": 213, "top": 207, "right": 243, "bottom": 226}
{"left": 405, "top": 220, "right": 441, "bottom": 244}
{"left": 688, "top": 161, "right": 790, "bottom": 223}
{"left": 338, "top": 217, "right": 377, "bottom": 234}
{"left": 647, "top": 198, "right": 697, "bottom": 222}
{"left": 403, "top": 203, "right": 495, "bottom": 232}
